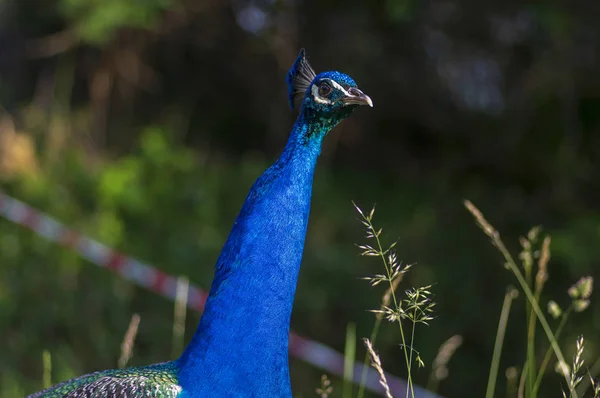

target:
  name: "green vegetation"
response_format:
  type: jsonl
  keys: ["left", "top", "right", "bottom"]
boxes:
{"left": 344, "top": 202, "right": 597, "bottom": 398}
{"left": 1, "top": 0, "right": 600, "bottom": 396}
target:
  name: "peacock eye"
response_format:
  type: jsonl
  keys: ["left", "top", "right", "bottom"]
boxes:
{"left": 318, "top": 82, "right": 332, "bottom": 97}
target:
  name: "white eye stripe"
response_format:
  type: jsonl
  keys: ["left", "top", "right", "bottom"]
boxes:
{"left": 326, "top": 79, "right": 352, "bottom": 97}
{"left": 310, "top": 84, "right": 332, "bottom": 104}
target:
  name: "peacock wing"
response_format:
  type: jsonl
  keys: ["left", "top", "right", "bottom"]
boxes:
{"left": 28, "top": 361, "right": 182, "bottom": 398}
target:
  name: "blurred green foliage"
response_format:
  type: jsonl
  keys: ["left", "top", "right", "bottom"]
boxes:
{"left": 1, "top": 0, "right": 599, "bottom": 397}
{"left": 59, "top": 0, "right": 172, "bottom": 44}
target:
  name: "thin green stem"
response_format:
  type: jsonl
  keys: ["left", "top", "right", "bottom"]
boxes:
{"left": 399, "top": 316, "right": 413, "bottom": 398}
{"left": 464, "top": 201, "right": 574, "bottom": 397}
{"left": 577, "top": 354, "right": 600, "bottom": 397}
{"left": 518, "top": 363, "right": 528, "bottom": 398}
{"left": 496, "top": 240, "right": 575, "bottom": 397}
{"left": 486, "top": 288, "right": 517, "bottom": 398}
{"left": 408, "top": 291, "right": 419, "bottom": 372}
{"left": 532, "top": 306, "right": 573, "bottom": 395}
{"left": 407, "top": 307, "right": 419, "bottom": 398}
{"left": 370, "top": 217, "right": 413, "bottom": 397}
{"left": 525, "top": 265, "right": 536, "bottom": 398}
{"left": 526, "top": 316, "right": 536, "bottom": 398}
{"left": 343, "top": 322, "right": 356, "bottom": 398}
{"left": 42, "top": 350, "right": 52, "bottom": 389}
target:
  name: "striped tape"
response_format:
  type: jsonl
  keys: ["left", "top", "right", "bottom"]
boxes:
{"left": 0, "top": 191, "right": 438, "bottom": 398}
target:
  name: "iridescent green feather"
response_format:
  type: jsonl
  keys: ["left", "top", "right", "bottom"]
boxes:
{"left": 28, "top": 361, "right": 181, "bottom": 398}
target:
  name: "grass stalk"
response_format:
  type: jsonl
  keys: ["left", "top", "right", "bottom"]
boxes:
{"left": 354, "top": 202, "right": 415, "bottom": 397}
{"left": 357, "top": 317, "right": 383, "bottom": 398}
{"left": 42, "top": 350, "right": 52, "bottom": 389}
{"left": 526, "top": 282, "right": 536, "bottom": 397}
{"left": 118, "top": 313, "right": 141, "bottom": 369}
{"left": 343, "top": 322, "right": 357, "bottom": 398}
{"left": 427, "top": 335, "right": 463, "bottom": 393}
{"left": 376, "top": 232, "right": 413, "bottom": 397}
{"left": 370, "top": 220, "right": 413, "bottom": 397}
{"left": 486, "top": 287, "right": 518, "bottom": 398}
{"left": 364, "top": 339, "right": 394, "bottom": 398}
{"left": 505, "top": 366, "right": 519, "bottom": 398}
{"left": 577, "top": 356, "right": 600, "bottom": 397}
{"left": 518, "top": 364, "right": 528, "bottom": 398}
{"left": 358, "top": 276, "right": 401, "bottom": 398}
{"left": 172, "top": 275, "right": 189, "bottom": 359}
{"left": 533, "top": 305, "right": 572, "bottom": 395}
{"left": 464, "top": 200, "right": 574, "bottom": 396}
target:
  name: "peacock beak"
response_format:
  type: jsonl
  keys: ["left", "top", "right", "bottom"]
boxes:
{"left": 341, "top": 88, "right": 373, "bottom": 107}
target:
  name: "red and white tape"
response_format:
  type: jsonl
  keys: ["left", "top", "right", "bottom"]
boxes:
{"left": 0, "top": 191, "right": 437, "bottom": 398}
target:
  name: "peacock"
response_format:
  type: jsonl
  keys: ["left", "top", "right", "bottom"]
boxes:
{"left": 29, "top": 49, "right": 373, "bottom": 398}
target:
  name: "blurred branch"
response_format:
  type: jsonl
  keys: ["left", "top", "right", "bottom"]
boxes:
{"left": 26, "top": 30, "right": 79, "bottom": 58}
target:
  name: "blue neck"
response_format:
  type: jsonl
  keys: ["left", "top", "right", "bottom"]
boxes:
{"left": 178, "top": 114, "right": 328, "bottom": 396}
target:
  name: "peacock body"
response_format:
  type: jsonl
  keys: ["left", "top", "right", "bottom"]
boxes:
{"left": 29, "top": 49, "right": 372, "bottom": 398}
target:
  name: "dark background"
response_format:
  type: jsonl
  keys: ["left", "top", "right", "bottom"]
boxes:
{"left": 1, "top": 0, "right": 599, "bottom": 397}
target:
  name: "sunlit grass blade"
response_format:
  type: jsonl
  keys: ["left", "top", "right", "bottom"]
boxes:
{"left": 172, "top": 275, "right": 189, "bottom": 359}
{"left": 42, "top": 350, "right": 52, "bottom": 389}
{"left": 343, "top": 322, "right": 356, "bottom": 398}
{"left": 464, "top": 200, "right": 574, "bottom": 396}
{"left": 486, "top": 287, "right": 518, "bottom": 398}
{"left": 118, "top": 313, "right": 141, "bottom": 369}
{"left": 427, "top": 335, "right": 463, "bottom": 393}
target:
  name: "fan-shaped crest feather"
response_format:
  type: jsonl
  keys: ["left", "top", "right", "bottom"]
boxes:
{"left": 286, "top": 49, "right": 316, "bottom": 109}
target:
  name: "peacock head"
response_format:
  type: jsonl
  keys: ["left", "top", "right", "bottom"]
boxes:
{"left": 286, "top": 49, "right": 372, "bottom": 125}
